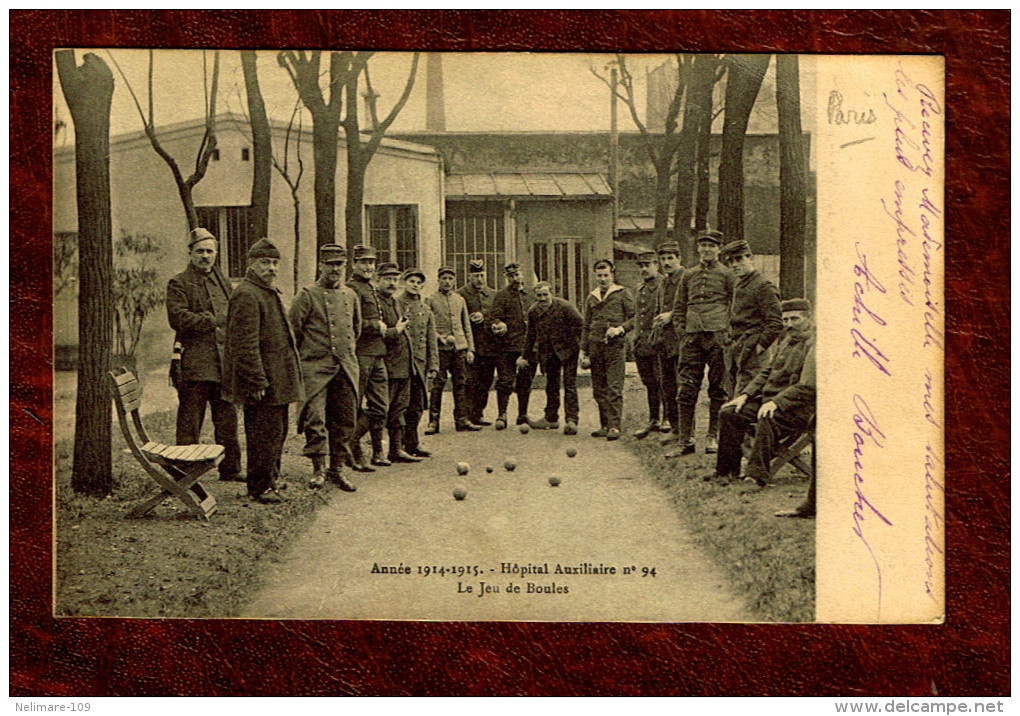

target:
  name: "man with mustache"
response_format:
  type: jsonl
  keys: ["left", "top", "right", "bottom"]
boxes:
{"left": 222, "top": 238, "right": 303, "bottom": 504}
{"left": 289, "top": 243, "right": 359, "bottom": 492}
{"left": 166, "top": 227, "right": 242, "bottom": 483}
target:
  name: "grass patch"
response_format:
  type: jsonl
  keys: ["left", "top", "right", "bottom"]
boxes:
{"left": 54, "top": 409, "right": 334, "bottom": 617}
{"left": 619, "top": 377, "right": 815, "bottom": 622}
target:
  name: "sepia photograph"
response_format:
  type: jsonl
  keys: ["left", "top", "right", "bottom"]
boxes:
{"left": 51, "top": 47, "right": 942, "bottom": 625}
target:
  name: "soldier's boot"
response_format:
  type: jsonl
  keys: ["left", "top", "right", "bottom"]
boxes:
{"left": 425, "top": 391, "right": 442, "bottom": 434}
{"left": 309, "top": 455, "right": 326, "bottom": 489}
{"left": 665, "top": 403, "right": 697, "bottom": 458}
{"left": 516, "top": 391, "right": 531, "bottom": 426}
{"left": 347, "top": 440, "right": 375, "bottom": 473}
{"left": 326, "top": 454, "right": 356, "bottom": 492}
{"left": 404, "top": 424, "right": 431, "bottom": 457}
{"left": 370, "top": 425, "right": 391, "bottom": 467}
{"left": 388, "top": 427, "right": 422, "bottom": 463}
{"left": 706, "top": 398, "right": 723, "bottom": 454}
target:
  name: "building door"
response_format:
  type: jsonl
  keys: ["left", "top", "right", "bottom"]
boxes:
{"left": 531, "top": 238, "right": 590, "bottom": 309}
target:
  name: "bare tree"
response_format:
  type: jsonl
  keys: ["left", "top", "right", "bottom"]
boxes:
{"left": 56, "top": 50, "right": 114, "bottom": 497}
{"left": 776, "top": 54, "right": 808, "bottom": 299}
{"left": 342, "top": 52, "right": 420, "bottom": 254}
{"left": 717, "top": 54, "right": 770, "bottom": 244}
{"left": 273, "top": 101, "right": 307, "bottom": 294}
{"left": 241, "top": 51, "right": 271, "bottom": 240}
{"left": 592, "top": 54, "right": 689, "bottom": 244}
{"left": 108, "top": 50, "right": 220, "bottom": 231}
{"left": 278, "top": 51, "right": 350, "bottom": 249}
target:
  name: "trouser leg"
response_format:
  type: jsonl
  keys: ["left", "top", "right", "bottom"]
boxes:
{"left": 175, "top": 380, "right": 209, "bottom": 445}
{"left": 543, "top": 355, "right": 562, "bottom": 422}
{"left": 494, "top": 352, "right": 516, "bottom": 415}
{"left": 300, "top": 386, "right": 328, "bottom": 457}
{"left": 208, "top": 388, "right": 241, "bottom": 477}
{"left": 715, "top": 400, "right": 760, "bottom": 477}
{"left": 450, "top": 350, "right": 469, "bottom": 423}
{"left": 590, "top": 345, "right": 608, "bottom": 427}
{"left": 404, "top": 378, "right": 425, "bottom": 450}
{"left": 469, "top": 355, "right": 496, "bottom": 423}
{"left": 386, "top": 376, "right": 410, "bottom": 431}
{"left": 515, "top": 355, "right": 535, "bottom": 418}
{"left": 561, "top": 353, "right": 579, "bottom": 424}
{"left": 635, "top": 353, "right": 661, "bottom": 422}
{"left": 244, "top": 403, "right": 288, "bottom": 497}
{"left": 658, "top": 352, "right": 679, "bottom": 431}
{"left": 603, "top": 345, "right": 626, "bottom": 431}
{"left": 430, "top": 351, "right": 453, "bottom": 423}
{"left": 706, "top": 334, "right": 727, "bottom": 438}
{"left": 325, "top": 373, "right": 358, "bottom": 465}
{"left": 747, "top": 409, "right": 810, "bottom": 484}
{"left": 677, "top": 334, "right": 707, "bottom": 443}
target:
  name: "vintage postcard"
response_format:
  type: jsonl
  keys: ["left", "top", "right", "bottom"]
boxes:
{"left": 51, "top": 50, "right": 943, "bottom": 624}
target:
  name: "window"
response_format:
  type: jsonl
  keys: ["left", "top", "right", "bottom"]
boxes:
{"left": 532, "top": 238, "right": 590, "bottom": 307}
{"left": 195, "top": 205, "right": 253, "bottom": 278}
{"left": 366, "top": 205, "right": 418, "bottom": 270}
{"left": 241, "top": 147, "right": 250, "bottom": 161}
{"left": 444, "top": 201, "right": 505, "bottom": 289}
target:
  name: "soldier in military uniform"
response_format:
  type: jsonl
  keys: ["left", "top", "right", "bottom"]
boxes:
{"left": 668, "top": 230, "right": 735, "bottom": 458}
{"left": 489, "top": 262, "right": 537, "bottom": 430}
{"left": 346, "top": 244, "right": 390, "bottom": 470}
{"left": 631, "top": 251, "right": 664, "bottom": 439}
{"left": 651, "top": 241, "right": 685, "bottom": 445}
{"left": 289, "top": 244, "right": 359, "bottom": 491}
{"left": 375, "top": 262, "right": 423, "bottom": 464}
{"left": 397, "top": 267, "right": 439, "bottom": 457}
{"left": 580, "top": 259, "right": 636, "bottom": 441}
{"left": 720, "top": 239, "right": 782, "bottom": 398}
{"left": 459, "top": 258, "right": 498, "bottom": 426}
{"left": 425, "top": 266, "right": 478, "bottom": 433}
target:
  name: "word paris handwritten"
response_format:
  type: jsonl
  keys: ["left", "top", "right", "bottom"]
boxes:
{"left": 881, "top": 64, "right": 944, "bottom": 350}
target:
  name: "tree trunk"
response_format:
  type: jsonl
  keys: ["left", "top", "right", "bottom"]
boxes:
{"left": 242, "top": 51, "right": 271, "bottom": 241}
{"left": 717, "top": 54, "right": 770, "bottom": 244}
{"left": 673, "top": 55, "right": 717, "bottom": 265}
{"left": 694, "top": 95, "right": 714, "bottom": 233}
{"left": 651, "top": 152, "right": 674, "bottom": 245}
{"left": 345, "top": 160, "right": 367, "bottom": 254}
{"left": 292, "top": 192, "right": 301, "bottom": 295}
{"left": 777, "top": 54, "right": 808, "bottom": 300}
{"left": 56, "top": 50, "right": 115, "bottom": 497}
{"left": 312, "top": 117, "right": 339, "bottom": 249}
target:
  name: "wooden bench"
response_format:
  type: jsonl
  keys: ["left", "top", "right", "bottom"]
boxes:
{"left": 107, "top": 369, "right": 221, "bottom": 521}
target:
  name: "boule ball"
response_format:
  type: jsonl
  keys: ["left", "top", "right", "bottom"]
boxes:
{"left": 453, "top": 486, "right": 467, "bottom": 500}
{"left": 486, "top": 466, "right": 494, "bottom": 473}
{"left": 548, "top": 476, "right": 561, "bottom": 487}
{"left": 566, "top": 447, "right": 577, "bottom": 458}
{"left": 519, "top": 423, "right": 530, "bottom": 434}
{"left": 456, "top": 461, "right": 470, "bottom": 476}
{"left": 504, "top": 459, "right": 517, "bottom": 472}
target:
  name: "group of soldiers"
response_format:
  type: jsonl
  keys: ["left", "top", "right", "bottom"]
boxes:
{"left": 167, "top": 226, "right": 815, "bottom": 518}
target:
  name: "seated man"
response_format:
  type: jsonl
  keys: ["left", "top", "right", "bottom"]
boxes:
{"left": 707, "top": 298, "right": 816, "bottom": 487}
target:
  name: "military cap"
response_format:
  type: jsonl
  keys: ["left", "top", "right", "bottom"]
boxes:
{"left": 695, "top": 230, "right": 724, "bottom": 245}
{"left": 247, "top": 238, "right": 281, "bottom": 260}
{"left": 377, "top": 262, "right": 401, "bottom": 277}
{"left": 781, "top": 298, "right": 811, "bottom": 313}
{"left": 402, "top": 267, "right": 426, "bottom": 282}
{"left": 593, "top": 258, "right": 615, "bottom": 271}
{"left": 504, "top": 262, "right": 521, "bottom": 274}
{"left": 635, "top": 251, "right": 658, "bottom": 264}
{"left": 319, "top": 243, "right": 347, "bottom": 264}
{"left": 438, "top": 266, "right": 456, "bottom": 278}
{"left": 720, "top": 240, "right": 752, "bottom": 262}
{"left": 351, "top": 244, "right": 377, "bottom": 261}
{"left": 657, "top": 241, "right": 680, "bottom": 256}
{"left": 468, "top": 259, "right": 486, "bottom": 274}
{"left": 189, "top": 227, "right": 216, "bottom": 248}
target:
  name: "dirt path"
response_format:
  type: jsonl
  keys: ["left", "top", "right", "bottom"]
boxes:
{"left": 243, "top": 386, "right": 752, "bottom": 622}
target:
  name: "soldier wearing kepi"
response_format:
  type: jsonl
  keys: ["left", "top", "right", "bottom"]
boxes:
{"left": 580, "top": 259, "right": 636, "bottom": 441}
{"left": 347, "top": 244, "right": 391, "bottom": 470}
{"left": 375, "top": 262, "right": 422, "bottom": 464}
{"left": 519, "top": 282, "right": 584, "bottom": 434}
{"left": 289, "top": 244, "right": 359, "bottom": 492}
{"left": 166, "top": 227, "right": 242, "bottom": 482}
{"left": 459, "top": 258, "right": 498, "bottom": 426}
{"left": 425, "top": 266, "right": 478, "bottom": 433}
{"left": 397, "top": 267, "right": 439, "bottom": 457}
{"left": 489, "top": 262, "right": 537, "bottom": 430}
{"left": 631, "top": 251, "right": 664, "bottom": 439}
{"left": 651, "top": 241, "right": 685, "bottom": 445}
{"left": 222, "top": 238, "right": 303, "bottom": 504}
{"left": 720, "top": 239, "right": 782, "bottom": 398}
{"left": 668, "top": 230, "right": 735, "bottom": 458}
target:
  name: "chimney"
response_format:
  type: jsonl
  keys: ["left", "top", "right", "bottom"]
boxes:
{"left": 425, "top": 53, "right": 446, "bottom": 132}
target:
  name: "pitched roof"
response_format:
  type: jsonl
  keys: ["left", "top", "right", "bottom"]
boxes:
{"left": 445, "top": 172, "right": 611, "bottom": 199}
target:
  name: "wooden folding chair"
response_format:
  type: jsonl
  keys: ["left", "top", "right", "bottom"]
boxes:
{"left": 742, "top": 414, "right": 815, "bottom": 480}
{"left": 107, "top": 369, "right": 221, "bottom": 521}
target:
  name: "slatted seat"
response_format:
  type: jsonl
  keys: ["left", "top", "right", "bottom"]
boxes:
{"left": 107, "top": 369, "right": 221, "bottom": 521}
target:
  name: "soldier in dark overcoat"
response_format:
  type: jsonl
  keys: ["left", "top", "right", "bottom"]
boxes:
{"left": 488, "top": 262, "right": 536, "bottom": 429}
{"left": 631, "top": 251, "right": 664, "bottom": 439}
{"left": 397, "top": 267, "right": 439, "bottom": 457}
{"left": 458, "top": 258, "right": 498, "bottom": 426}
{"left": 651, "top": 241, "right": 685, "bottom": 445}
{"left": 720, "top": 239, "right": 783, "bottom": 399}
{"left": 289, "top": 244, "right": 360, "bottom": 491}
{"left": 222, "top": 239, "right": 303, "bottom": 504}
{"left": 375, "top": 262, "right": 422, "bottom": 464}
{"left": 166, "top": 227, "right": 242, "bottom": 481}
{"left": 519, "top": 282, "right": 584, "bottom": 434}
{"left": 669, "top": 230, "right": 736, "bottom": 457}
{"left": 580, "top": 259, "right": 635, "bottom": 441}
